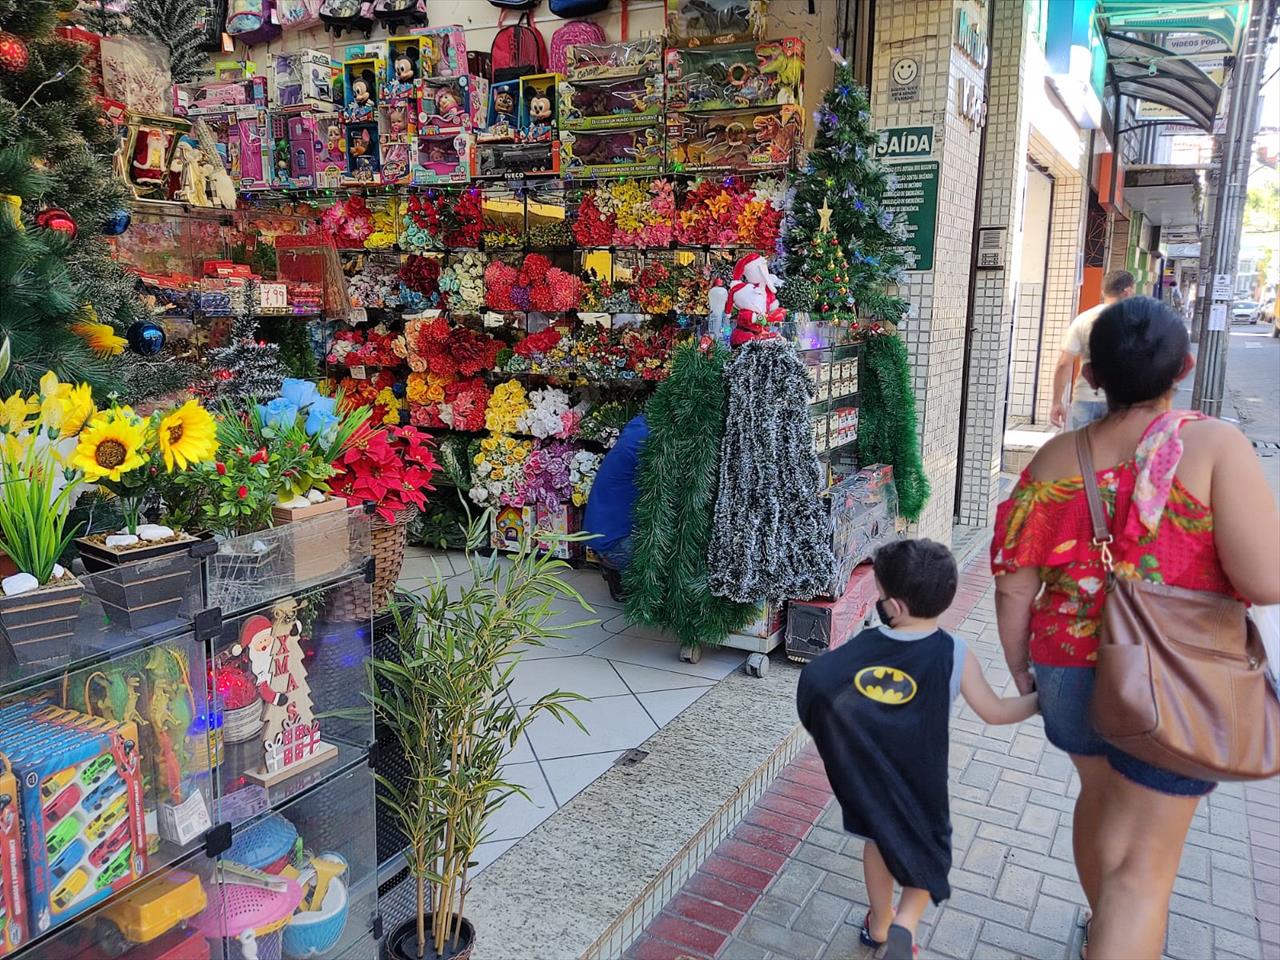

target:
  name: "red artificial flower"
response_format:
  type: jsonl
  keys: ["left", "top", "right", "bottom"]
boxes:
{"left": 331, "top": 422, "right": 440, "bottom": 523}
{"left": 216, "top": 462, "right": 226, "bottom": 475}
{"left": 237, "top": 485, "right": 248, "bottom": 499}
{"left": 248, "top": 447, "right": 268, "bottom": 465}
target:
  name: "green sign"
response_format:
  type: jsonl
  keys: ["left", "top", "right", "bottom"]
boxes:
{"left": 881, "top": 160, "right": 939, "bottom": 272}
{"left": 876, "top": 126, "right": 934, "bottom": 160}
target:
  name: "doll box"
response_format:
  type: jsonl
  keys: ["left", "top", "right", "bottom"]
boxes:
{"left": 665, "top": 0, "right": 768, "bottom": 45}
{"left": 419, "top": 25, "right": 468, "bottom": 78}
{"left": 174, "top": 76, "right": 269, "bottom": 117}
{"left": 270, "top": 109, "right": 344, "bottom": 190}
{"left": 270, "top": 50, "right": 335, "bottom": 108}
{"left": 122, "top": 115, "right": 190, "bottom": 202}
{"left": 380, "top": 138, "right": 413, "bottom": 185}
{"left": 230, "top": 108, "right": 273, "bottom": 190}
{"left": 560, "top": 124, "right": 664, "bottom": 180}
{"left": 518, "top": 74, "right": 560, "bottom": 143}
{"left": 665, "top": 104, "right": 802, "bottom": 173}
{"left": 0, "top": 756, "right": 26, "bottom": 956}
{"left": 412, "top": 131, "right": 473, "bottom": 184}
{"left": 480, "top": 78, "right": 521, "bottom": 142}
{"left": 490, "top": 504, "right": 581, "bottom": 560}
{"left": 559, "top": 74, "right": 665, "bottom": 130}
{"left": 416, "top": 75, "right": 486, "bottom": 133}
{"left": 344, "top": 122, "right": 382, "bottom": 183}
{"left": 564, "top": 38, "right": 663, "bottom": 81}
{"left": 664, "top": 39, "right": 804, "bottom": 113}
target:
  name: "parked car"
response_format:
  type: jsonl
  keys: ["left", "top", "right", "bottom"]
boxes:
{"left": 1232, "top": 299, "right": 1259, "bottom": 323}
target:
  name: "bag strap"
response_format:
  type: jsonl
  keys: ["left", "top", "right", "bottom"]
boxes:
{"left": 1075, "top": 427, "right": 1115, "bottom": 570}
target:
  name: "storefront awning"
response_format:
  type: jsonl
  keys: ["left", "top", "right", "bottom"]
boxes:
{"left": 1096, "top": 1, "right": 1248, "bottom": 50}
{"left": 1103, "top": 32, "right": 1223, "bottom": 130}
{"left": 1124, "top": 164, "right": 1204, "bottom": 230}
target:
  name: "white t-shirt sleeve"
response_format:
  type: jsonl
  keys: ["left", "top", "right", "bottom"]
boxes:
{"left": 1062, "top": 313, "right": 1090, "bottom": 356}
{"left": 949, "top": 634, "right": 967, "bottom": 702}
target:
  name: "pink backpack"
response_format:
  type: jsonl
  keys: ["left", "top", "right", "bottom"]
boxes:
{"left": 278, "top": 0, "right": 322, "bottom": 30}
{"left": 550, "top": 19, "right": 604, "bottom": 76}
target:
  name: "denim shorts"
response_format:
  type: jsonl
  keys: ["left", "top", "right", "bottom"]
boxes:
{"left": 1034, "top": 663, "right": 1216, "bottom": 797}
{"left": 1069, "top": 399, "right": 1108, "bottom": 429}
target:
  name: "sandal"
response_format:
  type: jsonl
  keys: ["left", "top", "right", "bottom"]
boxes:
{"left": 885, "top": 924, "right": 919, "bottom": 960}
{"left": 859, "top": 911, "right": 885, "bottom": 948}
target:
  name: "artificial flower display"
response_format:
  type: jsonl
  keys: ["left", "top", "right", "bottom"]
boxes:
{"left": 570, "top": 449, "right": 602, "bottom": 507}
{"left": 573, "top": 179, "right": 675, "bottom": 248}
{"left": 485, "top": 255, "right": 586, "bottom": 314}
{"left": 326, "top": 327, "right": 404, "bottom": 369}
{"left": 401, "top": 191, "right": 448, "bottom": 251}
{"left": 468, "top": 433, "right": 531, "bottom": 507}
{"left": 484, "top": 380, "right": 529, "bottom": 435}
{"left": 439, "top": 378, "right": 489, "bottom": 432}
{"left": 406, "top": 316, "right": 501, "bottom": 379}
{"left": 331, "top": 422, "right": 439, "bottom": 523}
{"left": 515, "top": 439, "right": 574, "bottom": 507}
{"left": 516, "top": 387, "right": 581, "bottom": 440}
{"left": 399, "top": 254, "right": 443, "bottom": 312}
{"left": 158, "top": 399, "right": 219, "bottom": 471}
{"left": 675, "top": 177, "right": 786, "bottom": 249}
{"left": 438, "top": 251, "right": 487, "bottom": 313}
{"left": 72, "top": 406, "right": 148, "bottom": 483}
{"left": 321, "top": 195, "right": 374, "bottom": 248}
{"left": 347, "top": 256, "right": 403, "bottom": 309}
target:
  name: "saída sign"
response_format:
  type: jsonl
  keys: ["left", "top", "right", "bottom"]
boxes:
{"left": 875, "top": 126, "right": 934, "bottom": 161}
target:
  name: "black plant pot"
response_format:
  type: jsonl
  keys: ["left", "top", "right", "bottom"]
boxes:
{"left": 77, "top": 535, "right": 200, "bottom": 630}
{"left": 384, "top": 916, "right": 475, "bottom": 960}
{"left": 0, "top": 577, "right": 84, "bottom": 664}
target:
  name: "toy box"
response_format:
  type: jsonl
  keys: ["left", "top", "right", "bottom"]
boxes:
{"left": 230, "top": 109, "right": 272, "bottom": 190}
{"left": 0, "top": 707, "right": 147, "bottom": 934}
{"left": 665, "top": 0, "right": 768, "bottom": 45}
{"left": 122, "top": 115, "right": 190, "bottom": 202}
{"left": 665, "top": 104, "right": 801, "bottom": 173}
{"left": 419, "top": 25, "right": 468, "bottom": 78}
{"left": 270, "top": 50, "right": 335, "bottom": 108}
{"left": 822, "top": 465, "right": 897, "bottom": 598}
{"left": 418, "top": 75, "right": 485, "bottom": 131}
{"left": 560, "top": 124, "right": 663, "bottom": 179}
{"left": 479, "top": 78, "right": 521, "bottom": 142}
{"left": 785, "top": 563, "right": 878, "bottom": 662}
{"left": 385, "top": 36, "right": 428, "bottom": 104}
{"left": 559, "top": 74, "right": 664, "bottom": 130}
{"left": 342, "top": 55, "right": 384, "bottom": 123}
{"left": 0, "top": 755, "right": 26, "bottom": 956}
{"left": 380, "top": 138, "right": 413, "bottom": 184}
{"left": 54, "top": 26, "right": 105, "bottom": 95}
{"left": 413, "top": 131, "right": 472, "bottom": 184}
{"left": 518, "top": 73, "right": 560, "bottom": 143}
{"left": 270, "top": 109, "right": 344, "bottom": 190}
{"left": 344, "top": 122, "right": 381, "bottom": 183}
{"left": 214, "top": 57, "right": 258, "bottom": 81}
{"left": 173, "top": 76, "right": 268, "bottom": 117}
{"left": 565, "top": 38, "right": 663, "bottom": 81}
{"left": 664, "top": 38, "right": 804, "bottom": 112}
{"left": 474, "top": 140, "right": 559, "bottom": 179}
{"left": 491, "top": 504, "right": 581, "bottom": 560}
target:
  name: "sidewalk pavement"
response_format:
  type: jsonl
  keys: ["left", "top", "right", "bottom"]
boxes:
{"left": 627, "top": 560, "right": 1280, "bottom": 960}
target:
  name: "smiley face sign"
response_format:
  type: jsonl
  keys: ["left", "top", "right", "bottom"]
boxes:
{"left": 854, "top": 666, "right": 918, "bottom": 705}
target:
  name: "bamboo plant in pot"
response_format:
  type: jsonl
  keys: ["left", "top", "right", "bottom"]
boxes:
{"left": 370, "top": 519, "right": 590, "bottom": 960}
{"left": 0, "top": 373, "right": 95, "bottom": 663}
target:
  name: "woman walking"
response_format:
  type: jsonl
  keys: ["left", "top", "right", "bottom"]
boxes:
{"left": 991, "top": 296, "right": 1280, "bottom": 958}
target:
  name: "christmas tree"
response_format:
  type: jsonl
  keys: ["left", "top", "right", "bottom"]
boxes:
{"left": 208, "top": 284, "right": 287, "bottom": 403}
{"left": 783, "top": 56, "right": 908, "bottom": 323}
{"left": 127, "top": 0, "right": 213, "bottom": 84}
{"left": 0, "top": 0, "right": 192, "bottom": 400}
{"left": 783, "top": 216, "right": 858, "bottom": 324}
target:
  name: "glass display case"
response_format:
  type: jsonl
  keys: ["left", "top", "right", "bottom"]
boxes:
{"left": 0, "top": 508, "right": 377, "bottom": 960}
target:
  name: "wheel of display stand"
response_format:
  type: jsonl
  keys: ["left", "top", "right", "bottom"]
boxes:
{"left": 746, "top": 653, "right": 769, "bottom": 677}
{"left": 679, "top": 644, "right": 702, "bottom": 664}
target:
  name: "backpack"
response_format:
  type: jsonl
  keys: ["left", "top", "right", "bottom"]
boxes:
{"left": 549, "top": 18, "right": 604, "bottom": 75}
{"left": 490, "top": 10, "right": 547, "bottom": 82}
{"left": 320, "top": 0, "right": 375, "bottom": 36}
{"left": 278, "top": 0, "right": 322, "bottom": 30}
{"left": 489, "top": 0, "right": 540, "bottom": 8}
{"left": 549, "top": 0, "right": 608, "bottom": 16}
{"left": 374, "top": 0, "right": 428, "bottom": 30}
{"left": 226, "top": 0, "right": 281, "bottom": 44}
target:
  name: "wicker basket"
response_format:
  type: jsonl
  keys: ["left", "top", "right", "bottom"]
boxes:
{"left": 327, "top": 507, "right": 416, "bottom": 622}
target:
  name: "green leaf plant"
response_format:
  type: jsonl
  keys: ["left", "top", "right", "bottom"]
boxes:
{"left": 368, "top": 514, "right": 593, "bottom": 959}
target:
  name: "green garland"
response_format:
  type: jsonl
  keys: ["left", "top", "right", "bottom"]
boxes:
{"left": 625, "top": 342, "right": 757, "bottom": 648}
{"left": 858, "top": 332, "right": 930, "bottom": 523}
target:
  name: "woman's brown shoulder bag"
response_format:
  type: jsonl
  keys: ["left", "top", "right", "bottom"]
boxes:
{"left": 1077, "top": 427, "right": 1280, "bottom": 781}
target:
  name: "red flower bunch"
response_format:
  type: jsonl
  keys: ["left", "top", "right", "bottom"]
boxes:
{"left": 321, "top": 195, "right": 374, "bottom": 248}
{"left": 406, "top": 192, "right": 445, "bottom": 235}
{"left": 327, "top": 328, "right": 403, "bottom": 368}
{"left": 409, "top": 316, "right": 500, "bottom": 377}
{"left": 675, "top": 178, "right": 784, "bottom": 249}
{"left": 441, "top": 378, "right": 489, "bottom": 432}
{"left": 332, "top": 423, "right": 439, "bottom": 523}
{"left": 514, "top": 327, "right": 563, "bottom": 358}
{"left": 634, "top": 262, "right": 674, "bottom": 314}
{"left": 447, "top": 189, "right": 484, "bottom": 248}
{"left": 529, "top": 267, "right": 585, "bottom": 313}
{"left": 400, "top": 254, "right": 442, "bottom": 296}
{"left": 410, "top": 400, "right": 445, "bottom": 429}
{"left": 572, "top": 192, "right": 612, "bottom": 246}
{"left": 484, "top": 259, "right": 522, "bottom": 311}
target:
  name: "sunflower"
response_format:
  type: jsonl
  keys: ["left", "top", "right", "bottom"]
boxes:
{"left": 72, "top": 409, "right": 147, "bottom": 482}
{"left": 71, "top": 313, "right": 127, "bottom": 357}
{"left": 157, "top": 399, "right": 218, "bottom": 472}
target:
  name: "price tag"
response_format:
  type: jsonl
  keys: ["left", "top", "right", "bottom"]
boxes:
{"left": 350, "top": 364, "right": 368, "bottom": 380}
{"left": 259, "top": 283, "right": 289, "bottom": 311}
{"left": 348, "top": 307, "right": 368, "bottom": 324}
{"left": 483, "top": 311, "right": 506, "bottom": 328}
{"left": 158, "top": 790, "right": 212, "bottom": 845}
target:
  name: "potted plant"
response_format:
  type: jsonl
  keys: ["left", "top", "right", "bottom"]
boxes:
{"left": 73, "top": 397, "right": 220, "bottom": 628}
{"left": 328, "top": 421, "right": 438, "bottom": 618}
{"left": 0, "top": 373, "right": 95, "bottom": 662}
{"left": 370, "top": 519, "right": 590, "bottom": 960}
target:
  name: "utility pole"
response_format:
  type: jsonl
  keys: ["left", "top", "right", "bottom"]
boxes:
{"left": 1192, "top": 0, "right": 1277, "bottom": 415}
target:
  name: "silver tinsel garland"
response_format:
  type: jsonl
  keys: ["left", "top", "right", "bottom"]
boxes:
{"left": 707, "top": 338, "right": 836, "bottom": 603}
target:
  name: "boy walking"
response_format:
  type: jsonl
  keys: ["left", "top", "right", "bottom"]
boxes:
{"left": 797, "top": 540, "right": 1037, "bottom": 959}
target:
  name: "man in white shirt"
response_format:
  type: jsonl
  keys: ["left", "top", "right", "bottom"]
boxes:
{"left": 1049, "top": 270, "right": 1136, "bottom": 429}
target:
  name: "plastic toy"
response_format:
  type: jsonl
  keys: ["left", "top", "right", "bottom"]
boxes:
{"left": 270, "top": 50, "right": 334, "bottom": 108}
{"left": 665, "top": 0, "right": 767, "bottom": 45}
{"left": 385, "top": 35, "right": 426, "bottom": 102}
{"left": 193, "top": 866, "right": 304, "bottom": 960}
{"left": 44, "top": 783, "right": 82, "bottom": 829}
{"left": 665, "top": 104, "right": 801, "bottom": 172}
{"left": 413, "top": 132, "right": 471, "bottom": 184}
{"left": 82, "top": 773, "right": 123, "bottom": 816}
{"left": 560, "top": 124, "right": 663, "bottom": 179}
{"left": 481, "top": 79, "right": 520, "bottom": 141}
{"left": 93, "top": 870, "right": 208, "bottom": 959}
{"left": 88, "top": 820, "right": 132, "bottom": 869}
{"left": 418, "top": 75, "right": 484, "bottom": 131}
{"left": 173, "top": 77, "right": 269, "bottom": 118}
{"left": 474, "top": 141, "right": 560, "bottom": 179}
{"left": 231, "top": 110, "right": 272, "bottom": 190}
{"left": 560, "top": 74, "right": 664, "bottom": 129}
{"left": 419, "top": 25, "right": 468, "bottom": 78}
{"left": 283, "top": 854, "right": 349, "bottom": 959}
{"left": 49, "top": 839, "right": 86, "bottom": 886}
{"left": 564, "top": 38, "right": 663, "bottom": 80}
{"left": 380, "top": 140, "right": 411, "bottom": 184}
{"left": 664, "top": 38, "right": 804, "bottom": 112}
{"left": 344, "top": 123, "right": 381, "bottom": 183}
{"left": 341, "top": 56, "right": 383, "bottom": 122}
{"left": 518, "top": 74, "right": 559, "bottom": 142}
{"left": 0, "top": 756, "right": 27, "bottom": 957}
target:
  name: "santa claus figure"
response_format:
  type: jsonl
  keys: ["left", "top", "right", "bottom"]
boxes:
{"left": 230, "top": 615, "right": 289, "bottom": 708}
{"left": 729, "top": 253, "right": 786, "bottom": 347}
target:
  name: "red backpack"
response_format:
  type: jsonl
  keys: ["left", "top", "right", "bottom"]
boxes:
{"left": 490, "top": 10, "right": 547, "bottom": 82}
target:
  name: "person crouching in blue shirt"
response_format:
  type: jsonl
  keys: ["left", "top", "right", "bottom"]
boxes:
{"left": 583, "top": 414, "right": 648, "bottom": 602}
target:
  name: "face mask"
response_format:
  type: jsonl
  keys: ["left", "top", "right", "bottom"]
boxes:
{"left": 876, "top": 598, "right": 895, "bottom": 628}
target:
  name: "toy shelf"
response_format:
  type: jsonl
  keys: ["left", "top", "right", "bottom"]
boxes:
{"left": 0, "top": 508, "right": 379, "bottom": 960}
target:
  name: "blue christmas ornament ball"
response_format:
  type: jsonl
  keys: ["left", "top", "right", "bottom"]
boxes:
{"left": 392, "top": 381, "right": 406, "bottom": 399}
{"left": 103, "top": 209, "right": 131, "bottom": 235}
{"left": 126, "top": 319, "right": 165, "bottom": 356}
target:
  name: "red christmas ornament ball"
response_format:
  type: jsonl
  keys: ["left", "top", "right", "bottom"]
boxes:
{"left": 35, "top": 207, "right": 77, "bottom": 239}
{"left": 0, "top": 32, "right": 28, "bottom": 74}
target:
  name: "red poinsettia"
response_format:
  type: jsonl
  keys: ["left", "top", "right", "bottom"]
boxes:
{"left": 332, "top": 422, "right": 439, "bottom": 523}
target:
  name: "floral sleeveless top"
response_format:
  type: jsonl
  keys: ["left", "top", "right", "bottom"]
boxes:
{"left": 991, "top": 411, "right": 1235, "bottom": 667}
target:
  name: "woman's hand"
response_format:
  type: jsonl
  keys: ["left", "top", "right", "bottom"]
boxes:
{"left": 1009, "top": 664, "right": 1036, "bottom": 696}
{"left": 994, "top": 566, "right": 1041, "bottom": 695}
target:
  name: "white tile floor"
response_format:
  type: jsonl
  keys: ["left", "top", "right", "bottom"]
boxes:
{"left": 395, "top": 546, "right": 748, "bottom": 873}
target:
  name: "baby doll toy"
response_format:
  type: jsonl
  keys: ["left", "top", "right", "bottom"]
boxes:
{"left": 728, "top": 252, "right": 785, "bottom": 347}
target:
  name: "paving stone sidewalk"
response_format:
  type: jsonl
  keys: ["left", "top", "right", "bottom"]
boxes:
{"left": 630, "top": 562, "right": 1280, "bottom": 960}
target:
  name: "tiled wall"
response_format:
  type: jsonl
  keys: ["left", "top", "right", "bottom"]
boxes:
{"left": 955, "top": 0, "right": 1031, "bottom": 526}
{"left": 870, "top": 0, "right": 987, "bottom": 543}
{"left": 1008, "top": 282, "right": 1043, "bottom": 421}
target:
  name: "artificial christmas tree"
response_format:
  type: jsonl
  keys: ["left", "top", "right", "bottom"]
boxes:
{"left": 207, "top": 283, "right": 287, "bottom": 403}
{"left": 783, "top": 56, "right": 908, "bottom": 324}
{"left": 127, "top": 0, "right": 212, "bottom": 83}
{"left": 0, "top": 0, "right": 192, "bottom": 400}
{"left": 783, "top": 213, "right": 858, "bottom": 324}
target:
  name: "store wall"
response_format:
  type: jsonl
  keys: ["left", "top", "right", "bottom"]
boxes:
{"left": 227, "top": 0, "right": 838, "bottom": 146}
{"left": 868, "top": 0, "right": 988, "bottom": 543}
{"left": 1008, "top": 165, "right": 1053, "bottom": 424}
